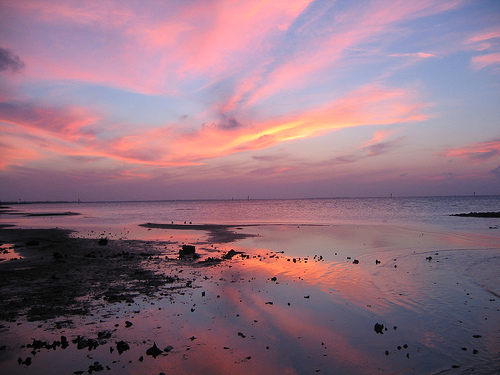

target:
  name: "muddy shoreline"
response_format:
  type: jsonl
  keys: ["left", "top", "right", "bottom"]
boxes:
{"left": 1, "top": 220, "right": 499, "bottom": 374}
{"left": 0, "top": 226, "right": 242, "bottom": 323}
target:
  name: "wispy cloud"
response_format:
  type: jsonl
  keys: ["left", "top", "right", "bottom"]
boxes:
{"left": 467, "top": 26, "right": 500, "bottom": 70}
{"left": 0, "top": 47, "right": 25, "bottom": 73}
{"left": 442, "top": 139, "right": 500, "bottom": 163}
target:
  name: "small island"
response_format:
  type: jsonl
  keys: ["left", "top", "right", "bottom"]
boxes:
{"left": 451, "top": 211, "right": 500, "bottom": 218}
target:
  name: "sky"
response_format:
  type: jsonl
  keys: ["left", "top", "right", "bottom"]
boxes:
{"left": 0, "top": 0, "right": 499, "bottom": 201}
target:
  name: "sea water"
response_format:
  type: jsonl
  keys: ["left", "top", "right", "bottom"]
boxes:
{"left": 1, "top": 195, "right": 499, "bottom": 233}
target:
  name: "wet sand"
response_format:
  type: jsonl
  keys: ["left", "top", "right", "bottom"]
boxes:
{"left": 0, "top": 222, "right": 499, "bottom": 374}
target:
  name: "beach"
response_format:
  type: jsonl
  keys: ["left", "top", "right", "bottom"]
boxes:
{"left": 0, "top": 202, "right": 499, "bottom": 374}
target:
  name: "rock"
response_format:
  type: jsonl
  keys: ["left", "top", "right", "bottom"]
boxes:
{"left": 374, "top": 323, "right": 384, "bottom": 334}
{"left": 179, "top": 244, "right": 196, "bottom": 257}
{"left": 125, "top": 321, "right": 133, "bottom": 328}
{"left": 53, "top": 251, "right": 66, "bottom": 260}
{"left": 88, "top": 361, "right": 104, "bottom": 372}
{"left": 98, "top": 238, "right": 108, "bottom": 246}
{"left": 375, "top": 259, "right": 381, "bottom": 264}
{"left": 426, "top": 256, "right": 432, "bottom": 261}
{"left": 116, "top": 341, "right": 130, "bottom": 355}
{"left": 352, "top": 259, "right": 359, "bottom": 264}
{"left": 164, "top": 345, "right": 174, "bottom": 352}
{"left": 238, "top": 332, "right": 246, "bottom": 338}
{"left": 146, "top": 342, "right": 163, "bottom": 358}
{"left": 222, "top": 249, "right": 238, "bottom": 259}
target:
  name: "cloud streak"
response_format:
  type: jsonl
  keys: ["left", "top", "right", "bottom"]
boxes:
{"left": 442, "top": 139, "right": 500, "bottom": 164}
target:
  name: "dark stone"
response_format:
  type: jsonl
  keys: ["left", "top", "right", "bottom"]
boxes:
{"left": 125, "top": 321, "right": 133, "bottom": 328}
{"left": 222, "top": 249, "right": 239, "bottom": 259}
{"left": 374, "top": 323, "right": 384, "bottom": 334}
{"left": 352, "top": 259, "right": 359, "bottom": 264}
{"left": 53, "top": 252, "right": 66, "bottom": 260}
{"left": 375, "top": 259, "right": 381, "bottom": 264}
{"left": 164, "top": 345, "right": 174, "bottom": 352}
{"left": 61, "top": 336, "right": 69, "bottom": 349}
{"left": 88, "top": 361, "right": 104, "bottom": 372}
{"left": 146, "top": 342, "right": 163, "bottom": 358}
{"left": 116, "top": 341, "right": 130, "bottom": 355}
{"left": 179, "top": 245, "right": 196, "bottom": 256}
{"left": 238, "top": 332, "right": 246, "bottom": 338}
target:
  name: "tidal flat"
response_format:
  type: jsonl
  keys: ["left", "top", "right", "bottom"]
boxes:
{"left": 0, "top": 221, "right": 499, "bottom": 374}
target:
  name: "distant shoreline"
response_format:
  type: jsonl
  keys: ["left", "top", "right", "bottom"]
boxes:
{"left": 2, "top": 194, "right": 500, "bottom": 205}
{"left": 451, "top": 211, "right": 500, "bottom": 218}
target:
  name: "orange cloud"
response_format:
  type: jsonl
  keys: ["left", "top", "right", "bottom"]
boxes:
{"left": 0, "top": 82, "right": 427, "bottom": 174}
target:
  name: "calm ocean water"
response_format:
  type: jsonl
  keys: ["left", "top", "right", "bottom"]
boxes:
{"left": 2, "top": 195, "right": 499, "bottom": 233}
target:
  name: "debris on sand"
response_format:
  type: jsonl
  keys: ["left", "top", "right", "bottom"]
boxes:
{"left": 180, "top": 244, "right": 196, "bottom": 255}
{"left": 116, "top": 341, "right": 130, "bottom": 355}
{"left": 374, "top": 323, "right": 385, "bottom": 334}
{"left": 222, "top": 249, "right": 240, "bottom": 259}
{"left": 146, "top": 342, "right": 163, "bottom": 358}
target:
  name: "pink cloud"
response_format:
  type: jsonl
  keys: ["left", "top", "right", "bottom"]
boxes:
{"left": 471, "top": 53, "right": 500, "bottom": 70}
{"left": 1, "top": 81, "right": 427, "bottom": 174}
{"left": 442, "top": 139, "right": 500, "bottom": 163}
{"left": 360, "top": 129, "right": 402, "bottom": 148}
{"left": 239, "top": 0, "right": 462, "bottom": 110}
{"left": 2, "top": 0, "right": 312, "bottom": 95}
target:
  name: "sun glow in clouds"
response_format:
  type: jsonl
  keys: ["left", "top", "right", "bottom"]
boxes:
{"left": 0, "top": 0, "right": 499, "bottom": 200}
